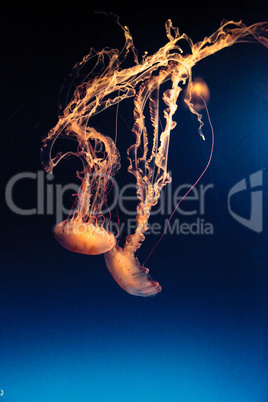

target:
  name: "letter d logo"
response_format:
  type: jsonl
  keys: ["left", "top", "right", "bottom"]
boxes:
{"left": 228, "top": 170, "right": 263, "bottom": 233}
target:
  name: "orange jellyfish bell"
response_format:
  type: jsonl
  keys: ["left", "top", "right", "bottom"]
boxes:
{"left": 104, "top": 246, "right": 162, "bottom": 297}
{"left": 189, "top": 78, "right": 210, "bottom": 112}
{"left": 54, "top": 218, "right": 116, "bottom": 255}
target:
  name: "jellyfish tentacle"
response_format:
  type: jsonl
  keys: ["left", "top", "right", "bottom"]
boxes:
{"left": 42, "top": 16, "right": 268, "bottom": 296}
{"left": 125, "top": 65, "right": 186, "bottom": 254}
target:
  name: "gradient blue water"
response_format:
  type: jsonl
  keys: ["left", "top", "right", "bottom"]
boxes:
{"left": 1, "top": 242, "right": 267, "bottom": 401}
{"left": 1, "top": 5, "right": 268, "bottom": 401}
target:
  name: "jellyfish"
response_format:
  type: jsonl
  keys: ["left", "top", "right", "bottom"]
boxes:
{"left": 188, "top": 78, "right": 210, "bottom": 112}
{"left": 41, "top": 122, "right": 120, "bottom": 255}
{"left": 41, "top": 16, "right": 268, "bottom": 296}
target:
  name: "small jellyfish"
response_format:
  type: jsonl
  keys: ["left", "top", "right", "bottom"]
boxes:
{"left": 41, "top": 16, "right": 268, "bottom": 296}
{"left": 189, "top": 78, "right": 210, "bottom": 112}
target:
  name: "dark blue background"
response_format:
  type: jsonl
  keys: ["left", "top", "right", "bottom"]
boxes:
{"left": 1, "top": 1, "right": 267, "bottom": 401}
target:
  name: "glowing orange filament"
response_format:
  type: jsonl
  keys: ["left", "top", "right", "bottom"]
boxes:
{"left": 41, "top": 17, "right": 268, "bottom": 296}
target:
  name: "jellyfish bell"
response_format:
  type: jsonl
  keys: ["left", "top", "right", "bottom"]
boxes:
{"left": 54, "top": 218, "right": 116, "bottom": 255}
{"left": 104, "top": 246, "right": 161, "bottom": 297}
{"left": 189, "top": 78, "right": 210, "bottom": 112}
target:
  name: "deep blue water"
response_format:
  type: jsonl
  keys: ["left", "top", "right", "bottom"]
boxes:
{"left": 1, "top": 243, "right": 267, "bottom": 401}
